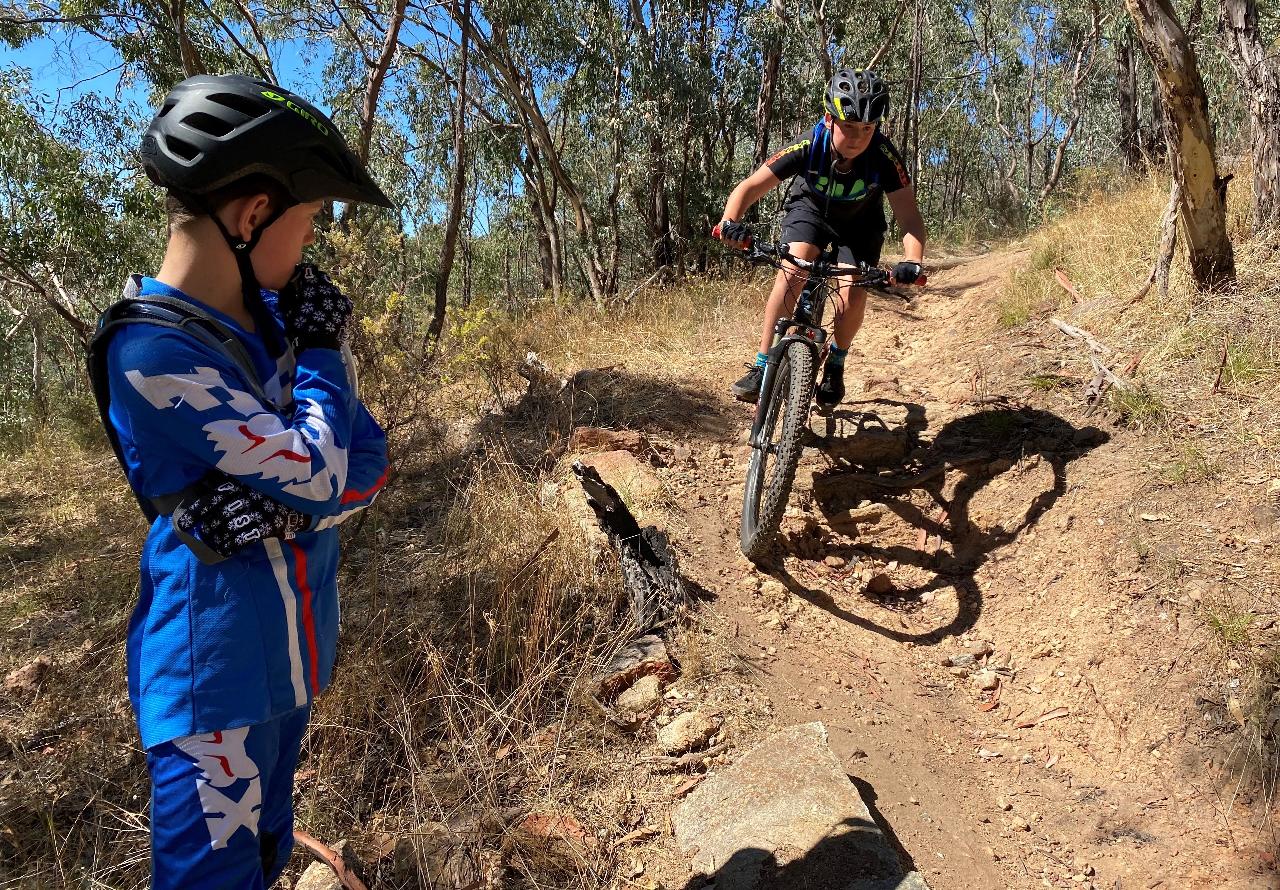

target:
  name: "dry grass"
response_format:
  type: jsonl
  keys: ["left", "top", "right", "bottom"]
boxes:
{"left": 0, "top": 267, "right": 765, "bottom": 888}
{"left": 995, "top": 169, "right": 1280, "bottom": 823}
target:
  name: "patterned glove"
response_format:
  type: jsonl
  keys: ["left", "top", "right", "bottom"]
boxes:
{"left": 715, "top": 219, "right": 754, "bottom": 247}
{"left": 892, "top": 261, "right": 923, "bottom": 285}
{"left": 172, "top": 474, "right": 309, "bottom": 564}
{"left": 278, "top": 263, "right": 353, "bottom": 352}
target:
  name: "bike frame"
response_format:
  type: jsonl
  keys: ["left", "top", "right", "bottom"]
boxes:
{"left": 748, "top": 280, "right": 830, "bottom": 451}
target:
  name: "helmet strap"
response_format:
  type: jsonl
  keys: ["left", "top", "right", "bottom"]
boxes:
{"left": 183, "top": 191, "right": 294, "bottom": 353}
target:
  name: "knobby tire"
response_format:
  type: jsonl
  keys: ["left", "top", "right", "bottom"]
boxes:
{"left": 740, "top": 340, "right": 815, "bottom": 563}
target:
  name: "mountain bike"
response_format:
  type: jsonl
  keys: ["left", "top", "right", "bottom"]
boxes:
{"left": 733, "top": 240, "right": 926, "bottom": 563}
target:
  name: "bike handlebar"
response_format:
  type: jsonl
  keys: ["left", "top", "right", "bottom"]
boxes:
{"left": 735, "top": 239, "right": 928, "bottom": 290}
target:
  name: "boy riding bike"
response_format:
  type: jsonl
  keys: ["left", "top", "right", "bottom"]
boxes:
{"left": 714, "top": 69, "right": 927, "bottom": 408}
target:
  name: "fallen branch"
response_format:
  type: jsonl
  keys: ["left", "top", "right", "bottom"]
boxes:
{"left": 1049, "top": 317, "right": 1136, "bottom": 402}
{"left": 293, "top": 831, "right": 369, "bottom": 890}
{"left": 621, "top": 265, "right": 670, "bottom": 305}
{"left": 1211, "top": 333, "right": 1230, "bottom": 394}
{"left": 1053, "top": 268, "right": 1081, "bottom": 301}
{"left": 641, "top": 742, "right": 729, "bottom": 770}
{"left": 1131, "top": 178, "right": 1181, "bottom": 304}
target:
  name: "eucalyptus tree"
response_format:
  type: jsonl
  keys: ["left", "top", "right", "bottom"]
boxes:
{"left": 1125, "top": 0, "right": 1236, "bottom": 288}
{"left": 1218, "top": 0, "right": 1280, "bottom": 231}
{"left": 0, "top": 71, "right": 159, "bottom": 421}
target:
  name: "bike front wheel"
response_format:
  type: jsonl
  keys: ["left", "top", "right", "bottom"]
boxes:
{"left": 740, "top": 340, "right": 816, "bottom": 563}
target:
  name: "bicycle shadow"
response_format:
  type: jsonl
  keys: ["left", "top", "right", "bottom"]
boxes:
{"left": 766, "top": 402, "right": 1109, "bottom": 646}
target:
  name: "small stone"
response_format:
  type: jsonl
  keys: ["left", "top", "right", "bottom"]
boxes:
{"left": 828, "top": 504, "right": 887, "bottom": 528}
{"left": 295, "top": 861, "right": 342, "bottom": 890}
{"left": 1009, "top": 816, "right": 1030, "bottom": 831}
{"left": 997, "top": 798, "right": 1012, "bottom": 811}
{"left": 657, "top": 711, "right": 720, "bottom": 755}
{"left": 823, "top": 554, "right": 846, "bottom": 569}
{"left": 909, "top": 796, "right": 919, "bottom": 805}
{"left": 615, "top": 674, "right": 664, "bottom": 716}
{"left": 966, "top": 640, "right": 995, "bottom": 657}
{"left": 972, "top": 670, "right": 1000, "bottom": 691}
{"left": 3, "top": 656, "right": 50, "bottom": 696}
{"left": 757, "top": 609, "right": 786, "bottom": 629}
{"left": 865, "top": 573, "right": 895, "bottom": 595}
{"left": 944, "top": 653, "right": 977, "bottom": 668}
{"left": 760, "top": 580, "right": 787, "bottom": 600}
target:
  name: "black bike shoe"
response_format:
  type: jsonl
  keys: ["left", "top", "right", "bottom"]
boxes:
{"left": 815, "top": 365, "right": 845, "bottom": 408}
{"left": 731, "top": 365, "right": 764, "bottom": 403}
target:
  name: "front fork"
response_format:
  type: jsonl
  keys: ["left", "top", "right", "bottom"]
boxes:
{"left": 748, "top": 318, "right": 827, "bottom": 449}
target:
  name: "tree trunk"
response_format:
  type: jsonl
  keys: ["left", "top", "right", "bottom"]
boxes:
{"left": 1117, "top": 30, "right": 1142, "bottom": 169}
{"left": 1144, "top": 73, "right": 1167, "bottom": 163}
{"left": 1124, "top": 0, "right": 1235, "bottom": 288}
{"left": 752, "top": 0, "right": 785, "bottom": 170}
{"left": 907, "top": 0, "right": 924, "bottom": 184}
{"left": 170, "top": 0, "right": 206, "bottom": 77}
{"left": 358, "top": 0, "right": 409, "bottom": 164}
{"left": 426, "top": 0, "right": 468, "bottom": 346}
{"left": 1218, "top": 0, "right": 1280, "bottom": 231}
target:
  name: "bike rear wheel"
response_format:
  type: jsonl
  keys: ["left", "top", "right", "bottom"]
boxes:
{"left": 740, "top": 340, "right": 816, "bottom": 563}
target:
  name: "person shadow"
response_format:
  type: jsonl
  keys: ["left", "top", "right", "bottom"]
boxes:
{"left": 766, "top": 399, "right": 1110, "bottom": 646}
{"left": 676, "top": 775, "right": 924, "bottom": 889}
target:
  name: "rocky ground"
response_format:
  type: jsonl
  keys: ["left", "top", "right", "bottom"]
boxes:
{"left": 5, "top": 248, "right": 1275, "bottom": 890}
{"left": 569, "top": 249, "right": 1279, "bottom": 890}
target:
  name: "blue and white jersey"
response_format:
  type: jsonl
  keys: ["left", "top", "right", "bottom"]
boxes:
{"left": 106, "top": 277, "right": 389, "bottom": 749}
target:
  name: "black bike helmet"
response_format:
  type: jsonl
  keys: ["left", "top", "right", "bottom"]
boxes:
{"left": 141, "top": 72, "right": 389, "bottom": 208}
{"left": 824, "top": 69, "right": 889, "bottom": 123}
{"left": 141, "top": 73, "right": 392, "bottom": 208}
{"left": 141, "top": 74, "right": 391, "bottom": 311}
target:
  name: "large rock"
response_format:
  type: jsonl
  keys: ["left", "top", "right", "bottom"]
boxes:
{"left": 674, "top": 723, "right": 929, "bottom": 890}
{"left": 569, "top": 426, "right": 650, "bottom": 454}
{"left": 592, "top": 635, "right": 678, "bottom": 702}
{"left": 615, "top": 673, "right": 664, "bottom": 716}
{"left": 575, "top": 450, "right": 663, "bottom": 504}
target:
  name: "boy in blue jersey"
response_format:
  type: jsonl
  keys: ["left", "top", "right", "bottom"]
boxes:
{"left": 97, "top": 74, "right": 392, "bottom": 888}
{"left": 713, "top": 69, "right": 928, "bottom": 407}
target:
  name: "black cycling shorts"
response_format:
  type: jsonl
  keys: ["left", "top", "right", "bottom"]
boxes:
{"left": 778, "top": 199, "right": 884, "bottom": 267}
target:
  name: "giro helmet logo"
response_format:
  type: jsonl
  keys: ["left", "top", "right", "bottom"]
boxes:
{"left": 260, "top": 90, "right": 330, "bottom": 136}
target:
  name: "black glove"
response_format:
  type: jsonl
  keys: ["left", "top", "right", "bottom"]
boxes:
{"left": 278, "top": 263, "right": 353, "bottom": 352}
{"left": 172, "top": 474, "right": 309, "bottom": 564}
{"left": 716, "top": 219, "right": 754, "bottom": 246}
{"left": 893, "top": 261, "right": 923, "bottom": 285}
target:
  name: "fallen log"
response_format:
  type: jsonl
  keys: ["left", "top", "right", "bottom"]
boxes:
{"left": 572, "top": 461, "right": 687, "bottom": 632}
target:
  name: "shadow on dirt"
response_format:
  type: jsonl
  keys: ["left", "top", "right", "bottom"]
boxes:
{"left": 391, "top": 366, "right": 731, "bottom": 533}
{"left": 767, "top": 401, "right": 1109, "bottom": 646}
{"left": 677, "top": 803, "right": 920, "bottom": 889}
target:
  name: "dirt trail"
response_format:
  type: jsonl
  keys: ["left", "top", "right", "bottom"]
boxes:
{"left": 638, "top": 249, "right": 1276, "bottom": 889}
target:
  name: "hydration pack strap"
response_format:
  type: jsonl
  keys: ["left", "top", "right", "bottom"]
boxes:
{"left": 86, "top": 275, "right": 277, "bottom": 521}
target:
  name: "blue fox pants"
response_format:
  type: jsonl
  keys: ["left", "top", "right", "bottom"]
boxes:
{"left": 146, "top": 706, "right": 310, "bottom": 889}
